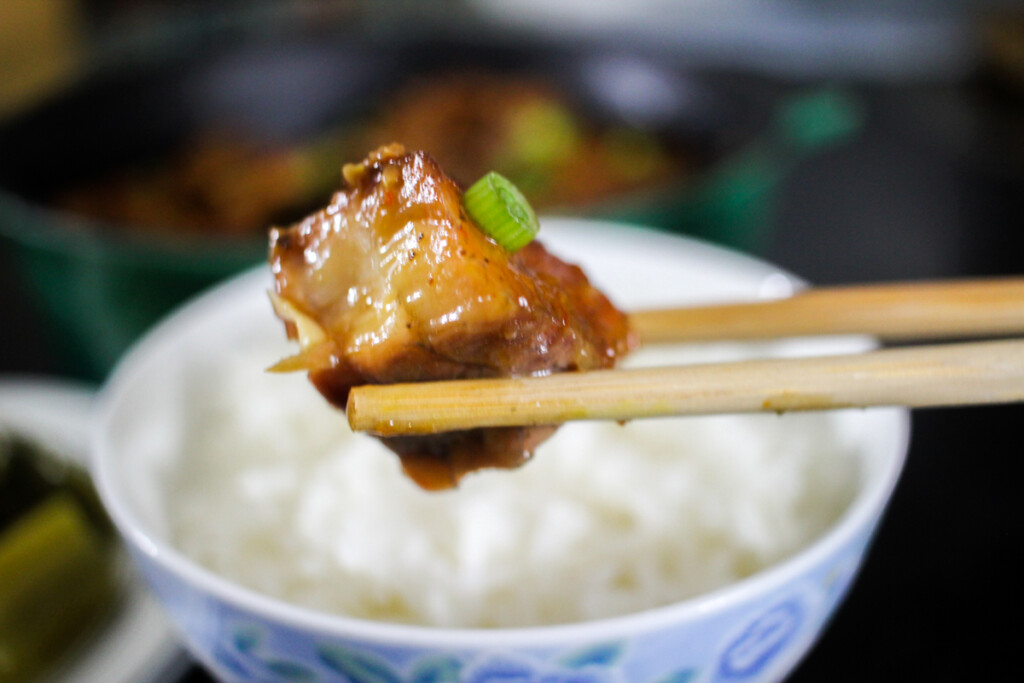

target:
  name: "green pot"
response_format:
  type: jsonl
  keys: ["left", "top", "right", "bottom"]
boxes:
{"left": 0, "top": 198, "right": 266, "bottom": 377}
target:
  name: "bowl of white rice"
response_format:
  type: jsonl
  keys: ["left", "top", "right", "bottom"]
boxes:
{"left": 94, "top": 218, "right": 909, "bottom": 682}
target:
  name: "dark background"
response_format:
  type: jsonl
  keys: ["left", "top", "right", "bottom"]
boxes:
{"left": 2, "top": 4, "right": 1022, "bottom": 681}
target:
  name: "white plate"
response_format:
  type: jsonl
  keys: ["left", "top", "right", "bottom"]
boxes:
{"left": 0, "top": 377, "right": 187, "bottom": 683}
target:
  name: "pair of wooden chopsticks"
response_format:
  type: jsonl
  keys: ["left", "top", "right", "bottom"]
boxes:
{"left": 347, "top": 278, "right": 1024, "bottom": 435}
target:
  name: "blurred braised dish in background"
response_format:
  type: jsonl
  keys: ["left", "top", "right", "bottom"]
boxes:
{"left": 57, "top": 132, "right": 335, "bottom": 237}
{"left": 362, "top": 72, "right": 687, "bottom": 209}
{"left": 55, "top": 71, "right": 690, "bottom": 237}
{"left": 0, "top": 30, "right": 854, "bottom": 378}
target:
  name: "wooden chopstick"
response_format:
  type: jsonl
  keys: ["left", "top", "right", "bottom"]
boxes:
{"left": 629, "top": 277, "right": 1024, "bottom": 344}
{"left": 347, "top": 338, "right": 1024, "bottom": 435}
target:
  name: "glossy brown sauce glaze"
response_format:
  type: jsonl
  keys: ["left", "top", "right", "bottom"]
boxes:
{"left": 269, "top": 144, "right": 635, "bottom": 489}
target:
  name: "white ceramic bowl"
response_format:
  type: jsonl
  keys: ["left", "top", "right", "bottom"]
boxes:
{"left": 93, "top": 219, "right": 909, "bottom": 682}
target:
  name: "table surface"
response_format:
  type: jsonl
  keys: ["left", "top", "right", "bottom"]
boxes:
{"left": 1, "top": 80, "right": 1020, "bottom": 682}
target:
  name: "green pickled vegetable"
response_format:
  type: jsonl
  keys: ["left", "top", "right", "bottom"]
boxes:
{"left": 0, "top": 435, "right": 118, "bottom": 681}
{"left": 0, "top": 435, "right": 110, "bottom": 535}
{"left": 463, "top": 171, "right": 540, "bottom": 252}
{"left": 0, "top": 494, "right": 118, "bottom": 680}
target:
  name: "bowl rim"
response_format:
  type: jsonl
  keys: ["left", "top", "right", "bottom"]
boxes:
{"left": 93, "top": 218, "right": 910, "bottom": 648}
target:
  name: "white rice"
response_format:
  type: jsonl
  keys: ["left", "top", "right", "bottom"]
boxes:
{"left": 167, "top": 342, "right": 860, "bottom": 628}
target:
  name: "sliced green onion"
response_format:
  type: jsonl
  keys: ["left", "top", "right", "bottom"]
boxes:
{"left": 463, "top": 171, "right": 539, "bottom": 252}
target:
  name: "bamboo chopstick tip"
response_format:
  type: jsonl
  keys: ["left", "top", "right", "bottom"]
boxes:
{"left": 348, "top": 391, "right": 422, "bottom": 435}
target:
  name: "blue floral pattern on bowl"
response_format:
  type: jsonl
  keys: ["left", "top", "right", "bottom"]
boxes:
{"left": 715, "top": 600, "right": 803, "bottom": 681}
{"left": 205, "top": 623, "right": 697, "bottom": 683}
{"left": 131, "top": 525, "right": 879, "bottom": 683}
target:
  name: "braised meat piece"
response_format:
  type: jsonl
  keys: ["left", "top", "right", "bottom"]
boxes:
{"left": 269, "top": 144, "right": 634, "bottom": 489}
